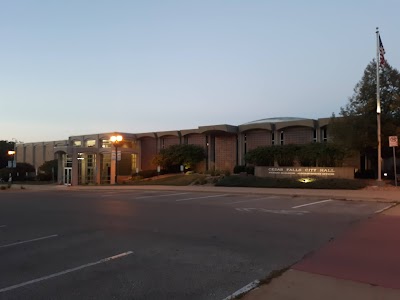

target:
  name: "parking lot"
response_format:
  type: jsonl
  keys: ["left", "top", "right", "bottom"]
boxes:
{"left": 0, "top": 188, "right": 393, "bottom": 299}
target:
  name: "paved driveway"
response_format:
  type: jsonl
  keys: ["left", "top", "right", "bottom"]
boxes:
{"left": 0, "top": 189, "right": 392, "bottom": 299}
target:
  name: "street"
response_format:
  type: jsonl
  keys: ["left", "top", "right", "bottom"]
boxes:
{"left": 0, "top": 188, "right": 392, "bottom": 300}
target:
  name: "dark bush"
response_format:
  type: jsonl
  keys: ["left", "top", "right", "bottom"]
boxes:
{"left": 245, "top": 166, "right": 255, "bottom": 175}
{"left": 245, "top": 143, "right": 345, "bottom": 167}
{"left": 0, "top": 162, "right": 36, "bottom": 182}
{"left": 138, "top": 169, "right": 165, "bottom": 178}
{"left": 38, "top": 159, "right": 58, "bottom": 181}
{"left": 355, "top": 169, "right": 376, "bottom": 179}
{"left": 233, "top": 165, "right": 246, "bottom": 174}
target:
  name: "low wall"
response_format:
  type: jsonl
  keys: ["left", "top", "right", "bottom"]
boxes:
{"left": 255, "top": 166, "right": 355, "bottom": 179}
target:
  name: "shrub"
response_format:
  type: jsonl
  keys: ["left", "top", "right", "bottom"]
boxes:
{"left": 245, "top": 166, "right": 255, "bottom": 175}
{"left": 234, "top": 165, "right": 255, "bottom": 175}
{"left": 224, "top": 170, "right": 231, "bottom": 176}
{"left": 233, "top": 165, "right": 246, "bottom": 174}
{"left": 138, "top": 170, "right": 159, "bottom": 178}
{"left": 245, "top": 146, "right": 275, "bottom": 166}
{"left": 245, "top": 143, "right": 346, "bottom": 167}
{"left": 355, "top": 169, "right": 376, "bottom": 179}
{"left": 38, "top": 159, "right": 58, "bottom": 181}
{"left": 152, "top": 144, "right": 206, "bottom": 172}
{"left": 206, "top": 169, "right": 222, "bottom": 176}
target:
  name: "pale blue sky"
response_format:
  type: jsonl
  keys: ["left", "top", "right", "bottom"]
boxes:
{"left": 1, "top": 0, "right": 400, "bottom": 142}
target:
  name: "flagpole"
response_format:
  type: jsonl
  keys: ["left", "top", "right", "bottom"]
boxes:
{"left": 376, "top": 27, "right": 382, "bottom": 181}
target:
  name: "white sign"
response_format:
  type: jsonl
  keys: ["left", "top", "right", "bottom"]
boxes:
{"left": 111, "top": 150, "right": 116, "bottom": 160}
{"left": 117, "top": 150, "right": 121, "bottom": 161}
{"left": 389, "top": 136, "right": 398, "bottom": 147}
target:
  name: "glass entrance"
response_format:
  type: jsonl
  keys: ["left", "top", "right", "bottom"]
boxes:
{"left": 64, "top": 167, "right": 72, "bottom": 185}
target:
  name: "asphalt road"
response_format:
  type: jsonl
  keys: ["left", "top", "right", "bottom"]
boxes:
{"left": 0, "top": 189, "right": 392, "bottom": 300}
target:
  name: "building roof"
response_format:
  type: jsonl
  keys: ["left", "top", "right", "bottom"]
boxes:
{"left": 241, "top": 117, "right": 310, "bottom": 125}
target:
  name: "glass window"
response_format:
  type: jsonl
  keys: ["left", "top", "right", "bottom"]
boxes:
{"left": 131, "top": 154, "right": 137, "bottom": 171}
{"left": 121, "top": 140, "right": 138, "bottom": 150}
{"left": 101, "top": 139, "right": 112, "bottom": 148}
{"left": 322, "top": 128, "right": 328, "bottom": 142}
{"left": 87, "top": 154, "right": 94, "bottom": 167}
{"left": 86, "top": 140, "right": 96, "bottom": 147}
{"left": 64, "top": 154, "right": 73, "bottom": 167}
{"left": 73, "top": 140, "right": 82, "bottom": 147}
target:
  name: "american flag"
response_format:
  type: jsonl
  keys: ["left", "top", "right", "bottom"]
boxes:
{"left": 379, "top": 35, "right": 385, "bottom": 66}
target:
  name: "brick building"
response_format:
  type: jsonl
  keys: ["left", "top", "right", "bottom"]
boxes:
{"left": 16, "top": 117, "right": 349, "bottom": 185}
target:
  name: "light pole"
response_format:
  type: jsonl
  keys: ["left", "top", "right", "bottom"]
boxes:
{"left": 7, "top": 150, "right": 16, "bottom": 163}
{"left": 110, "top": 135, "right": 123, "bottom": 184}
{"left": 7, "top": 150, "right": 16, "bottom": 184}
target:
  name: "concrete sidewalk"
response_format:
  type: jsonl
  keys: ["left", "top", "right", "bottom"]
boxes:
{"left": 240, "top": 205, "right": 400, "bottom": 300}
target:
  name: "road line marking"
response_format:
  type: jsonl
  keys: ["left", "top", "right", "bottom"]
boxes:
{"left": 0, "top": 225, "right": 6, "bottom": 228}
{"left": 0, "top": 251, "right": 133, "bottom": 293}
{"left": 176, "top": 194, "right": 229, "bottom": 202}
{"left": 375, "top": 204, "right": 396, "bottom": 214}
{"left": 228, "top": 196, "right": 277, "bottom": 204}
{"left": 136, "top": 192, "right": 190, "bottom": 199}
{"left": 222, "top": 279, "right": 260, "bottom": 300}
{"left": 292, "top": 199, "right": 332, "bottom": 209}
{"left": 0, "top": 234, "right": 58, "bottom": 249}
{"left": 235, "top": 208, "right": 309, "bottom": 215}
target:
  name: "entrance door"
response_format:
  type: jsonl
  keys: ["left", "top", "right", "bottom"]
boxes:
{"left": 64, "top": 167, "right": 72, "bottom": 185}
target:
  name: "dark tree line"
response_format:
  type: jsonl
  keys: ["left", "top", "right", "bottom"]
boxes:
{"left": 0, "top": 140, "right": 15, "bottom": 169}
{"left": 330, "top": 60, "right": 400, "bottom": 174}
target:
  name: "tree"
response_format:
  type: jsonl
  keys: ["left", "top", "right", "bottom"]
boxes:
{"left": 0, "top": 162, "right": 35, "bottom": 181}
{"left": 0, "top": 140, "right": 15, "bottom": 169}
{"left": 330, "top": 60, "right": 400, "bottom": 159}
{"left": 38, "top": 159, "right": 58, "bottom": 181}
{"left": 152, "top": 144, "right": 206, "bottom": 172}
{"left": 245, "top": 144, "right": 345, "bottom": 167}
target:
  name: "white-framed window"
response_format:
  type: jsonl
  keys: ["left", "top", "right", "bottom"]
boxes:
{"left": 85, "top": 140, "right": 96, "bottom": 147}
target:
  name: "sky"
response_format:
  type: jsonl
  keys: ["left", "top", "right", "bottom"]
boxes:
{"left": 1, "top": 0, "right": 400, "bottom": 143}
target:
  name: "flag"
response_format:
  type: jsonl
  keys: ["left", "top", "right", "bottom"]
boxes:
{"left": 379, "top": 35, "right": 385, "bottom": 66}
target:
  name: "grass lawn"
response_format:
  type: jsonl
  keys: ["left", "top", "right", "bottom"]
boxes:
{"left": 126, "top": 174, "right": 207, "bottom": 186}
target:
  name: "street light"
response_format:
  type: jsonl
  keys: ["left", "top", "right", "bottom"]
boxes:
{"left": 110, "top": 135, "right": 123, "bottom": 184}
{"left": 7, "top": 151, "right": 16, "bottom": 167}
{"left": 7, "top": 150, "right": 16, "bottom": 184}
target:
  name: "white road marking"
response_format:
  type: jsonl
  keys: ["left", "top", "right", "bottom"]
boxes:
{"left": 176, "top": 194, "right": 229, "bottom": 202}
{"left": 292, "top": 199, "right": 332, "bottom": 209}
{"left": 0, "top": 225, "right": 6, "bottom": 228}
{"left": 222, "top": 280, "right": 260, "bottom": 300}
{"left": 235, "top": 208, "right": 309, "bottom": 215}
{"left": 0, "top": 234, "right": 58, "bottom": 249}
{"left": 228, "top": 196, "right": 278, "bottom": 204}
{"left": 0, "top": 251, "right": 133, "bottom": 293}
{"left": 136, "top": 192, "right": 190, "bottom": 199}
{"left": 100, "top": 193, "right": 117, "bottom": 197}
{"left": 375, "top": 204, "right": 396, "bottom": 214}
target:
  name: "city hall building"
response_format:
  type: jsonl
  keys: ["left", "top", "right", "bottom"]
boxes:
{"left": 15, "top": 117, "right": 348, "bottom": 185}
